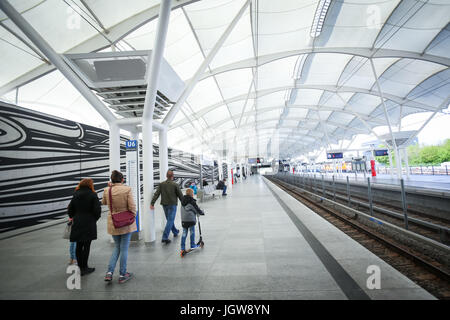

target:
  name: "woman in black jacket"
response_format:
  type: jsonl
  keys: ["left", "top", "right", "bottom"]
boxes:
{"left": 68, "top": 178, "right": 101, "bottom": 276}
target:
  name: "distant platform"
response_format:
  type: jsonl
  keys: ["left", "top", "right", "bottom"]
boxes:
{"left": 295, "top": 172, "right": 450, "bottom": 192}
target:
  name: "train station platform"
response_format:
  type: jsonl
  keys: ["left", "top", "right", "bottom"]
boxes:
{"left": 312, "top": 172, "right": 450, "bottom": 192}
{"left": 0, "top": 175, "right": 435, "bottom": 300}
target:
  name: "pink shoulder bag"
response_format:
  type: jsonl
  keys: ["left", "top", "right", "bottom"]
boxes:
{"left": 108, "top": 186, "right": 135, "bottom": 228}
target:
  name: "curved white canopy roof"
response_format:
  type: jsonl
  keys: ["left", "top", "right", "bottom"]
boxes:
{"left": 0, "top": 0, "right": 449, "bottom": 159}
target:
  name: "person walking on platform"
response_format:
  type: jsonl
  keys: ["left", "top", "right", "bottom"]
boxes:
{"left": 150, "top": 170, "right": 184, "bottom": 244}
{"left": 216, "top": 178, "right": 227, "bottom": 196}
{"left": 102, "top": 170, "right": 137, "bottom": 284}
{"left": 68, "top": 178, "right": 101, "bottom": 276}
{"left": 189, "top": 181, "right": 198, "bottom": 195}
{"left": 180, "top": 188, "right": 204, "bottom": 256}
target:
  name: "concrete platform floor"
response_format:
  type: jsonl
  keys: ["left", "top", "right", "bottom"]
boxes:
{"left": 0, "top": 175, "right": 435, "bottom": 300}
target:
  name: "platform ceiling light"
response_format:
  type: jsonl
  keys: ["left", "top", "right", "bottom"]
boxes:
{"left": 310, "top": 0, "right": 331, "bottom": 38}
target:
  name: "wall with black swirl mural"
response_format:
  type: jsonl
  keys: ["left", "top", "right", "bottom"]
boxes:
{"left": 0, "top": 102, "right": 225, "bottom": 232}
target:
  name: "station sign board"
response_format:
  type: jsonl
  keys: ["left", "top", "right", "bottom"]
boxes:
{"left": 327, "top": 152, "right": 343, "bottom": 159}
{"left": 374, "top": 149, "right": 388, "bottom": 157}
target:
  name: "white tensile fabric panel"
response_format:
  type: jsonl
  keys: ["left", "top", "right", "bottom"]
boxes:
{"left": 0, "top": 45, "right": 42, "bottom": 89}
{"left": 20, "top": 0, "right": 105, "bottom": 53}
{"left": 186, "top": 77, "right": 223, "bottom": 112}
{"left": 302, "top": 53, "right": 352, "bottom": 86}
{"left": 258, "top": 109, "right": 282, "bottom": 121}
{"left": 228, "top": 99, "right": 255, "bottom": 117}
{"left": 338, "top": 57, "right": 399, "bottom": 90}
{"left": 377, "top": 59, "right": 447, "bottom": 97}
{"left": 256, "top": 91, "right": 286, "bottom": 108}
{"left": 317, "top": 110, "right": 332, "bottom": 121}
{"left": 258, "top": 120, "right": 278, "bottom": 129}
{"left": 425, "top": 24, "right": 450, "bottom": 58}
{"left": 216, "top": 119, "right": 236, "bottom": 132}
{"left": 327, "top": 112, "right": 355, "bottom": 126}
{"left": 320, "top": 92, "right": 353, "bottom": 109}
{"left": 183, "top": 0, "right": 246, "bottom": 52}
{"left": 282, "top": 120, "right": 299, "bottom": 127}
{"left": 214, "top": 68, "right": 253, "bottom": 100}
{"left": 374, "top": 1, "right": 450, "bottom": 53}
{"left": 257, "top": 0, "right": 317, "bottom": 56}
{"left": 346, "top": 93, "right": 382, "bottom": 116}
{"left": 122, "top": 16, "right": 157, "bottom": 49}
{"left": 82, "top": 0, "right": 160, "bottom": 30}
{"left": 208, "top": 9, "right": 253, "bottom": 69}
{"left": 293, "top": 89, "right": 323, "bottom": 105}
{"left": 0, "top": 0, "right": 43, "bottom": 20}
{"left": 202, "top": 104, "right": 230, "bottom": 126}
{"left": 161, "top": 9, "right": 204, "bottom": 81}
{"left": 317, "top": 0, "right": 400, "bottom": 48}
{"left": 257, "top": 56, "right": 298, "bottom": 91}
{"left": 168, "top": 127, "right": 187, "bottom": 145}
{"left": 406, "top": 69, "right": 450, "bottom": 108}
{"left": 288, "top": 108, "right": 309, "bottom": 118}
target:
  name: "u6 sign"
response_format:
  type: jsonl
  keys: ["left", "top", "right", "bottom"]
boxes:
{"left": 126, "top": 140, "right": 138, "bottom": 150}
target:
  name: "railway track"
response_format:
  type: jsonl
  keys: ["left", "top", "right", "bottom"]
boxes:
{"left": 280, "top": 174, "right": 450, "bottom": 245}
{"left": 267, "top": 176, "right": 450, "bottom": 299}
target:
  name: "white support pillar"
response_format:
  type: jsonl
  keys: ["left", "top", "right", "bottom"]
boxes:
{"left": 388, "top": 148, "right": 394, "bottom": 178}
{"left": 396, "top": 146, "right": 403, "bottom": 178}
{"left": 158, "top": 128, "right": 169, "bottom": 232}
{"left": 159, "top": 128, "right": 169, "bottom": 182}
{"left": 142, "top": 125, "right": 155, "bottom": 243}
{"left": 403, "top": 148, "right": 410, "bottom": 179}
{"left": 369, "top": 58, "right": 401, "bottom": 179}
{"left": 142, "top": 0, "right": 172, "bottom": 243}
{"left": 130, "top": 130, "right": 142, "bottom": 234}
{"left": 109, "top": 121, "right": 121, "bottom": 173}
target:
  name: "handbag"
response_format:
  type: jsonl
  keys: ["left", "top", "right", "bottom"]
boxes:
{"left": 63, "top": 221, "right": 71, "bottom": 239}
{"left": 109, "top": 185, "right": 135, "bottom": 229}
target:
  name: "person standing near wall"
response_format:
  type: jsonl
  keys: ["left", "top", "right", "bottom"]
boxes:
{"left": 102, "top": 170, "right": 137, "bottom": 284}
{"left": 68, "top": 178, "right": 101, "bottom": 276}
{"left": 150, "top": 170, "right": 184, "bottom": 244}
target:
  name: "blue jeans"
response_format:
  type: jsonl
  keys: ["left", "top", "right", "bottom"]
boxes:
{"left": 222, "top": 185, "right": 227, "bottom": 195}
{"left": 69, "top": 242, "right": 76, "bottom": 260}
{"left": 162, "top": 205, "right": 179, "bottom": 240}
{"left": 181, "top": 226, "right": 196, "bottom": 251}
{"left": 107, "top": 233, "right": 132, "bottom": 276}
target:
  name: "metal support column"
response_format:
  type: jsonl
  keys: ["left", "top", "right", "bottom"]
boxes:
{"left": 400, "top": 179, "right": 409, "bottom": 229}
{"left": 403, "top": 148, "right": 410, "bottom": 179}
{"left": 159, "top": 128, "right": 169, "bottom": 183}
{"left": 388, "top": 148, "right": 394, "bottom": 178}
{"left": 109, "top": 121, "right": 121, "bottom": 173}
{"left": 367, "top": 178, "right": 374, "bottom": 216}
{"left": 142, "top": 0, "right": 172, "bottom": 243}
{"left": 332, "top": 175, "right": 336, "bottom": 201}
{"left": 369, "top": 58, "right": 401, "bottom": 179}
{"left": 346, "top": 176, "right": 351, "bottom": 206}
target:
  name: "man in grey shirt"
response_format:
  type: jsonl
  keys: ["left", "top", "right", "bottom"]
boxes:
{"left": 150, "top": 170, "right": 183, "bottom": 244}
